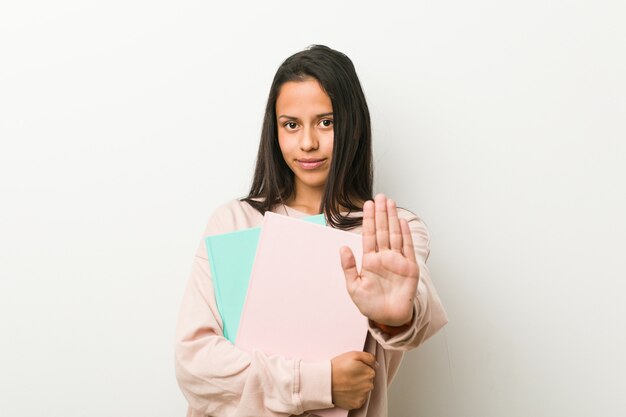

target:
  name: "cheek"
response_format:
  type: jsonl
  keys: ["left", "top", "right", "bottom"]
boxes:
{"left": 323, "top": 132, "right": 334, "bottom": 154}
{"left": 277, "top": 136, "right": 292, "bottom": 159}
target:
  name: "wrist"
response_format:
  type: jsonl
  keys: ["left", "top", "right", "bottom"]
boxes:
{"left": 373, "top": 321, "right": 410, "bottom": 336}
{"left": 372, "top": 309, "right": 414, "bottom": 336}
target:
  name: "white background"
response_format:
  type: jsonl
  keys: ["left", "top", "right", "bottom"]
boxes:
{"left": 1, "top": 1, "right": 625, "bottom": 416}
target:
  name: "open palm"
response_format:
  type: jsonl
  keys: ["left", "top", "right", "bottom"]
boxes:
{"left": 340, "top": 194, "right": 420, "bottom": 326}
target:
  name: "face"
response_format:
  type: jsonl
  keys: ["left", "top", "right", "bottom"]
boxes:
{"left": 276, "top": 78, "right": 334, "bottom": 198}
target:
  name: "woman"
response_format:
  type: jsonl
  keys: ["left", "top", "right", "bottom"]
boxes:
{"left": 175, "top": 44, "right": 447, "bottom": 417}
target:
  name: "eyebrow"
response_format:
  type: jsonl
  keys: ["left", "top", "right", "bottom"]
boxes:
{"left": 277, "top": 112, "right": 334, "bottom": 120}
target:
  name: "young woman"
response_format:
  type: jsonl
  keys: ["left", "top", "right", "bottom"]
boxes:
{"left": 175, "top": 45, "right": 448, "bottom": 417}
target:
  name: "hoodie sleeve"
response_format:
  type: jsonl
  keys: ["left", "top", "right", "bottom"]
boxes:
{"left": 174, "top": 206, "right": 333, "bottom": 417}
{"left": 367, "top": 211, "right": 448, "bottom": 351}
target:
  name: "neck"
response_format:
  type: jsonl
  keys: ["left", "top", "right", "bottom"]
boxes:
{"left": 286, "top": 184, "right": 365, "bottom": 215}
{"left": 286, "top": 184, "right": 324, "bottom": 215}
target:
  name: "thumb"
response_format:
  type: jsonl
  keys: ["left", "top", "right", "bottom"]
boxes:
{"left": 340, "top": 246, "right": 359, "bottom": 289}
{"left": 354, "top": 351, "right": 376, "bottom": 368}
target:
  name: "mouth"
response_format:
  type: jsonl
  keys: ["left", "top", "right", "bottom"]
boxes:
{"left": 296, "top": 158, "right": 327, "bottom": 170}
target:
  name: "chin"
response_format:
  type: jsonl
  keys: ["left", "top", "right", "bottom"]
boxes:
{"left": 295, "top": 175, "right": 328, "bottom": 189}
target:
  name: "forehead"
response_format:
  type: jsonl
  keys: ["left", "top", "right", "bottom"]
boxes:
{"left": 276, "top": 79, "right": 332, "bottom": 115}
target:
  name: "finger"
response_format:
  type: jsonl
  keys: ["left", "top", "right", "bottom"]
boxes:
{"left": 340, "top": 246, "right": 359, "bottom": 288}
{"left": 367, "top": 367, "right": 376, "bottom": 382}
{"left": 400, "top": 218, "right": 417, "bottom": 263}
{"left": 387, "top": 198, "right": 403, "bottom": 252}
{"left": 374, "top": 194, "right": 390, "bottom": 250}
{"left": 362, "top": 200, "right": 376, "bottom": 253}
{"left": 354, "top": 351, "right": 376, "bottom": 368}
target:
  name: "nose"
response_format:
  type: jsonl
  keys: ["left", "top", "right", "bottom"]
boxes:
{"left": 299, "top": 126, "right": 319, "bottom": 151}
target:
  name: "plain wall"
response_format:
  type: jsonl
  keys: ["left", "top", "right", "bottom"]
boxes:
{"left": 1, "top": 1, "right": 624, "bottom": 416}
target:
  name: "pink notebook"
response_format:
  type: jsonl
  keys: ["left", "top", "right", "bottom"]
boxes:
{"left": 235, "top": 212, "right": 369, "bottom": 417}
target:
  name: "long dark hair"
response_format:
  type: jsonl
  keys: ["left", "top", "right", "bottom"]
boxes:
{"left": 241, "top": 45, "right": 373, "bottom": 230}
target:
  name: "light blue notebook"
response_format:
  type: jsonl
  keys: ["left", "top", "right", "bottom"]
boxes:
{"left": 205, "top": 213, "right": 326, "bottom": 342}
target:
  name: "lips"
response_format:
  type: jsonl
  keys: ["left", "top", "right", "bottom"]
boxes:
{"left": 296, "top": 158, "right": 326, "bottom": 170}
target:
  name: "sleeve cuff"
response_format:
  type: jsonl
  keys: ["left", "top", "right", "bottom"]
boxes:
{"left": 297, "top": 360, "right": 334, "bottom": 412}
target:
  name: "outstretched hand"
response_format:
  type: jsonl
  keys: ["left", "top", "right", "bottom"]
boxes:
{"left": 340, "top": 194, "right": 420, "bottom": 327}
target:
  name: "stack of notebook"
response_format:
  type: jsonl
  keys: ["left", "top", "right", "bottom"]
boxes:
{"left": 205, "top": 211, "right": 369, "bottom": 417}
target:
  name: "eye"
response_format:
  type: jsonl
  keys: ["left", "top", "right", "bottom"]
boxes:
{"left": 284, "top": 121, "right": 298, "bottom": 130}
{"left": 320, "top": 119, "right": 333, "bottom": 128}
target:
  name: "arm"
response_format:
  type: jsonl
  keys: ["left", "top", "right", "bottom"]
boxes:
{"left": 174, "top": 214, "right": 334, "bottom": 416}
{"left": 368, "top": 255, "right": 447, "bottom": 351}
{"left": 340, "top": 195, "right": 448, "bottom": 352}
